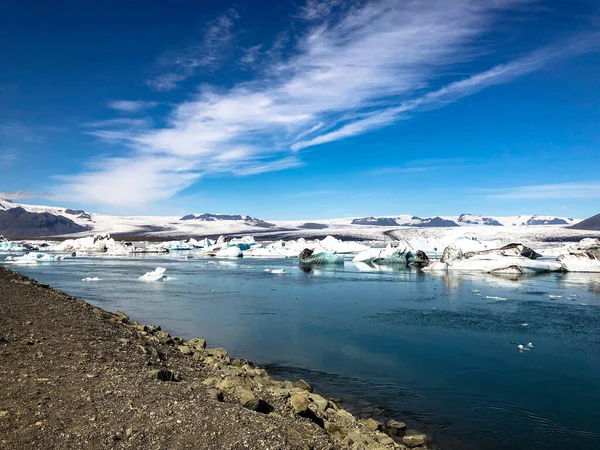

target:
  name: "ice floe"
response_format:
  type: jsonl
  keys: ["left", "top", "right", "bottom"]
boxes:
{"left": 82, "top": 277, "right": 102, "bottom": 281}
{"left": 56, "top": 233, "right": 130, "bottom": 256}
{"left": 5, "top": 252, "right": 65, "bottom": 264}
{"left": 425, "top": 243, "right": 561, "bottom": 274}
{"left": 139, "top": 267, "right": 168, "bottom": 282}
{"left": 299, "top": 248, "right": 344, "bottom": 265}
{"left": 557, "top": 238, "right": 600, "bottom": 272}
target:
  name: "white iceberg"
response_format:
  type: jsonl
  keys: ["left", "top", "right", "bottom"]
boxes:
{"left": 56, "top": 233, "right": 130, "bottom": 256}
{"left": 215, "top": 246, "right": 243, "bottom": 258}
{"left": 270, "top": 268, "right": 285, "bottom": 274}
{"left": 5, "top": 252, "right": 65, "bottom": 264}
{"left": 318, "top": 236, "right": 369, "bottom": 254}
{"left": 557, "top": 238, "right": 600, "bottom": 272}
{"left": 426, "top": 243, "right": 560, "bottom": 274}
{"left": 139, "top": 267, "right": 168, "bottom": 282}
{"left": 82, "top": 277, "right": 102, "bottom": 281}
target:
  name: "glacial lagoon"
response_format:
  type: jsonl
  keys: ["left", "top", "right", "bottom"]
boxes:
{"left": 3, "top": 255, "right": 600, "bottom": 450}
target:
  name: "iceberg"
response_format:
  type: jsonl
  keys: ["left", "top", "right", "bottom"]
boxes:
{"left": 139, "top": 267, "right": 168, "bottom": 282}
{"left": 215, "top": 246, "right": 243, "bottom": 258}
{"left": 56, "top": 233, "right": 130, "bottom": 256}
{"left": 557, "top": 238, "right": 600, "bottom": 272}
{"left": 318, "top": 236, "right": 369, "bottom": 254}
{"left": 426, "top": 243, "right": 561, "bottom": 274}
{"left": 82, "top": 277, "right": 102, "bottom": 281}
{"left": 5, "top": 252, "right": 65, "bottom": 264}
{"left": 352, "top": 242, "right": 429, "bottom": 267}
{"left": 353, "top": 243, "right": 411, "bottom": 265}
{"left": 162, "top": 240, "right": 195, "bottom": 251}
{"left": 299, "top": 248, "right": 344, "bottom": 265}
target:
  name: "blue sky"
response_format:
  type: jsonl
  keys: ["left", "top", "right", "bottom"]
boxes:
{"left": 1, "top": 0, "right": 599, "bottom": 220}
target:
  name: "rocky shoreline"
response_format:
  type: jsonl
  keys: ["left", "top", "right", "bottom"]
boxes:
{"left": 0, "top": 267, "right": 431, "bottom": 450}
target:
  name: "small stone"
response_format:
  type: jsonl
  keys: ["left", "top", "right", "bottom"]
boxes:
{"left": 403, "top": 434, "right": 428, "bottom": 448}
{"left": 238, "top": 389, "right": 259, "bottom": 411}
{"left": 386, "top": 419, "right": 406, "bottom": 435}
{"left": 360, "top": 417, "right": 381, "bottom": 432}
{"left": 177, "top": 345, "right": 192, "bottom": 355}
{"left": 25, "top": 321, "right": 33, "bottom": 326}
{"left": 0, "top": 411, "right": 8, "bottom": 418}
{"left": 206, "top": 347, "right": 228, "bottom": 359}
{"left": 216, "top": 376, "right": 238, "bottom": 391}
{"left": 324, "top": 421, "right": 345, "bottom": 441}
{"left": 35, "top": 421, "right": 43, "bottom": 426}
{"left": 192, "top": 352, "right": 204, "bottom": 361}
{"left": 148, "top": 369, "right": 181, "bottom": 382}
{"left": 308, "top": 393, "right": 329, "bottom": 411}
{"left": 294, "top": 379, "right": 313, "bottom": 392}
{"left": 290, "top": 393, "right": 309, "bottom": 413}
{"left": 207, "top": 388, "right": 224, "bottom": 402}
{"left": 375, "top": 431, "right": 395, "bottom": 445}
{"left": 187, "top": 338, "right": 207, "bottom": 351}
{"left": 113, "top": 310, "right": 129, "bottom": 323}
{"left": 125, "top": 427, "right": 133, "bottom": 437}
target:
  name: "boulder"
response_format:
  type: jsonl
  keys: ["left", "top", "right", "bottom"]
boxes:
{"left": 206, "top": 347, "right": 228, "bottom": 359}
{"left": 308, "top": 393, "right": 329, "bottom": 411}
{"left": 290, "top": 393, "right": 309, "bottom": 413}
{"left": 386, "top": 419, "right": 406, "bottom": 435}
{"left": 403, "top": 434, "right": 428, "bottom": 448}
{"left": 177, "top": 345, "right": 192, "bottom": 355}
{"left": 148, "top": 369, "right": 181, "bottom": 382}
{"left": 187, "top": 338, "right": 206, "bottom": 351}
{"left": 359, "top": 417, "right": 381, "bottom": 432}
{"left": 294, "top": 379, "right": 313, "bottom": 392}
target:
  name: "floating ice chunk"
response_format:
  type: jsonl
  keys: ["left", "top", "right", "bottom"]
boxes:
{"left": 557, "top": 238, "right": 600, "bottom": 272}
{"left": 5, "top": 252, "right": 65, "bottom": 264}
{"left": 520, "top": 323, "right": 529, "bottom": 327}
{"left": 270, "top": 269, "right": 285, "bottom": 274}
{"left": 215, "top": 246, "right": 243, "bottom": 258}
{"left": 139, "top": 267, "right": 167, "bottom": 282}
{"left": 56, "top": 233, "right": 130, "bottom": 255}
{"left": 483, "top": 296, "right": 508, "bottom": 301}
{"left": 518, "top": 344, "right": 524, "bottom": 350}
{"left": 527, "top": 342, "right": 534, "bottom": 349}
{"left": 548, "top": 295, "right": 562, "bottom": 299}
{"left": 471, "top": 289, "right": 481, "bottom": 294}
{"left": 299, "top": 248, "right": 344, "bottom": 265}
{"left": 263, "top": 269, "right": 271, "bottom": 272}
{"left": 353, "top": 243, "right": 410, "bottom": 265}
{"left": 82, "top": 277, "right": 101, "bottom": 281}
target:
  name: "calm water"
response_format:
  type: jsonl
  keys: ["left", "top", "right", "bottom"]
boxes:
{"left": 3, "top": 255, "right": 600, "bottom": 450}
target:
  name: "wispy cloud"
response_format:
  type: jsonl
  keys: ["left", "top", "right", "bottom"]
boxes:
{"left": 0, "top": 149, "right": 18, "bottom": 165}
{"left": 146, "top": 9, "right": 239, "bottom": 91}
{"left": 239, "top": 44, "right": 263, "bottom": 67}
{"left": 82, "top": 118, "right": 152, "bottom": 128}
{"left": 485, "top": 182, "right": 600, "bottom": 200}
{"left": 107, "top": 100, "right": 158, "bottom": 113}
{"left": 0, "top": 190, "right": 38, "bottom": 200}
{"left": 61, "top": 0, "right": 598, "bottom": 208}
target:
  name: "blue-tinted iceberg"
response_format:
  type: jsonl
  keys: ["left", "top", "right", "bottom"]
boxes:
{"left": 299, "top": 248, "right": 344, "bottom": 265}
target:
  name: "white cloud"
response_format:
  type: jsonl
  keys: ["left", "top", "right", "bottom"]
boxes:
{"left": 486, "top": 182, "right": 600, "bottom": 200}
{"left": 239, "top": 44, "right": 263, "bottom": 67}
{"left": 0, "top": 190, "right": 36, "bottom": 200}
{"left": 107, "top": 100, "right": 158, "bottom": 113}
{"left": 146, "top": 9, "right": 239, "bottom": 91}
{"left": 60, "top": 0, "right": 597, "bottom": 208}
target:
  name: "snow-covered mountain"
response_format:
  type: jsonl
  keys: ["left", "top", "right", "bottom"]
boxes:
{"left": 0, "top": 199, "right": 583, "bottom": 240}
